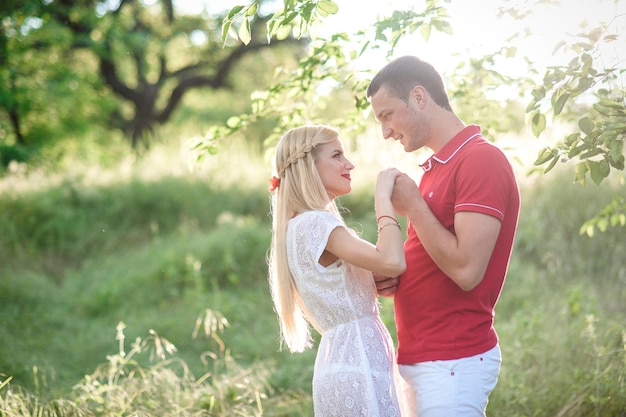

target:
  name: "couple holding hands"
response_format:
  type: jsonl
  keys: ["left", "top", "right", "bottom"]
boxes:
{"left": 267, "top": 56, "right": 520, "bottom": 417}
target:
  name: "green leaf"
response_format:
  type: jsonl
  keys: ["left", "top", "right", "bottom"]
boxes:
{"left": 301, "top": 2, "right": 315, "bottom": 21}
{"left": 543, "top": 154, "right": 559, "bottom": 173}
{"left": 266, "top": 18, "right": 279, "bottom": 38}
{"left": 420, "top": 23, "right": 432, "bottom": 41}
{"left": 593, "top": 102, "right": 615, "bottom": 116}
{"left": 611, "top": 213, "right": 626, "bottom": 227}
{"left": 564, "top": 132, "right": 580, "bottom": 146}
{"left": 607, "top": 122, "right": 626, "bottom": 132}
{"left": 598, "top": 98, "right": 625, "bottom": 110}
{"left": 553, "top": 92, "right": 569, "bottom": 116}
{"left": 244, "top": 3, "right": 258, "bottom": 16}
{"left": 610, "top": 154, "right": 625, "bottom": 170}
{"left": 505, "top": 46, "right": 517, "bottom": 57}
{"left": 531, "top": 86, "right": 546, "bottom": 101}
{"left": 575, "top": 77, "right": 593, "bottom": 93}
{"left": 282, "top": 11, "right": 299, "bottom": 25}
{"left": 534, "top": 147, "right": 555, "bottom": 165}
{"left": 317, "top": 0, "right": 339, "bottom": 16}
{"left": 227, "top": 5, "right": 245, "bottom": 19}
{"left": 610, "top": 138, "right": 624, "bottom": 162}
{"left": 580, "top": 148, "right": 603, "bottom": 159}
{"left": 579, "top": 222, "right": 595, "bottom": 237}
{"left": 438, "top": 20, "right": 453, "bottom": 35}
{"left": 581, "top": 52, "right": 593, "bottom": 73}
{"left": 238, "top": 19, "right": 251, "bottom": 45}
{"left": 568, "top": 143, "right": 591, "bottom": 158}
{"left": 596, "top": 218, "right": 609, "bottom": 232}
{"left": 588, "top": 160, "right": 610, "bottom": 185}
{"left": 221, "top": 21, "right": 232, "bottom": 45}
{"left": 531, "top": 111, "right": 546, "bottom": 137}
{"left": 226, "top": 116, "right": 241, "bottom": 128}
{"left": 358, "top": 40, "right": 371, "bottom": 57}
{"left": 375, "top": 31, "right": 388, "bottom": 42}
{"left": 578, "top": 117, "right": 594, "bottom": 135}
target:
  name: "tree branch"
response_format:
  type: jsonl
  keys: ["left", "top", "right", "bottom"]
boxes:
{"left": 99, "top": 40, "right": 139, "bottom": 102}
{"left": 157, "top": 37, "right": 305, "bottom": 123}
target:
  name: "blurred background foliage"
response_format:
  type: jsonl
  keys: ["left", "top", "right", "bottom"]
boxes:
{"left": 0, "top": 0, "right": 305, "bottom": 163}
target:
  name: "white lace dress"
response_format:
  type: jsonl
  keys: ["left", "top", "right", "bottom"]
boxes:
{"left": 287, "top": 211, "right": 401, "bottom": 417}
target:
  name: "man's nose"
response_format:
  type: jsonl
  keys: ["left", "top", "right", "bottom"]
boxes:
{"left": 382, "top": 125, "right": 393, "bottom": 139}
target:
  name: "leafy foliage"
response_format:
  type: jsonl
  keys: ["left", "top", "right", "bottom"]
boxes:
{"left": 198, "top": 0, "right": 453, "bottom": 158}
{"left": 528, "top": 27, "right": 625, "bottom": 185}
{"left": 215, "top": 0, "right": 625, "bottom": 235}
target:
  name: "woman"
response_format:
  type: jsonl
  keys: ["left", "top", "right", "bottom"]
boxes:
{"left": 268, "top": 125, "right": 405, "bottom": 416}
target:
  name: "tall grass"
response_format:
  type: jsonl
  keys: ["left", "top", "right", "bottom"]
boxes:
{"left": 0, "top": 138, "right": 624, "bottom": 416}
{"left": 489, "top": 168, "right": 626, "bottom": 417}
{"left": 0, "top": 314, "right": 294, "bottom": 416}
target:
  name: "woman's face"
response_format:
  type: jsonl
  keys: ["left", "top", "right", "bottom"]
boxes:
{"left": 314, "top": 137, "right": 354, "bottom": 200}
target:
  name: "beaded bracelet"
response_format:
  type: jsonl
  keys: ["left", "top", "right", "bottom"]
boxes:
{"left": 377, "top": 215, "right": 398, "bottom": 225}
{"left": 378, "top": 222, "right": 401, "bottom": 232}
{"left": 377, "top": 214, "right": 401, "bottom": 232}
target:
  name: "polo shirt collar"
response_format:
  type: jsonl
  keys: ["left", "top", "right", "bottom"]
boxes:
{"left": 420, "top": 125, "right": 482, "bottom": 172}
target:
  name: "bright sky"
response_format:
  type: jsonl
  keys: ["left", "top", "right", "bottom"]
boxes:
{"left": 174, "top": 0, "right": 625, "bottom": 85}
{"left": 172, "top": 0, "right": 624, "bottom": 176}
{"left": 331, "top": 0, "right": 624, "bottom": 73}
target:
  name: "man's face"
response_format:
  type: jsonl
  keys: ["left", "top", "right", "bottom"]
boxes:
{"left": 370, "top": 86, "right": 429, "bottom": 153}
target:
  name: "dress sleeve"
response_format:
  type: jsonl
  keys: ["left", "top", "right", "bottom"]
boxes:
{"left": 287, "top": 211, "right": 345, "bottom": 276}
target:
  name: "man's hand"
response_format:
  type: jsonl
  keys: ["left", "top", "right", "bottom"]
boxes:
{"left": 391, "top": 173, "right": 422, "bottom": 217}
{"left": 373, "top": 273, "right": 399, "bottom": 297}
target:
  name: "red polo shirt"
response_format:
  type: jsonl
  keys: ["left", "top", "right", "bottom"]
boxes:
{"left": 395, "top": 125, "right": 520, "bottom": 364}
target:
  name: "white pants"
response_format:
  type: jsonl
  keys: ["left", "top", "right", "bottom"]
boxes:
{"left": 397, "top": 345, "right": 501, "bottom": 417}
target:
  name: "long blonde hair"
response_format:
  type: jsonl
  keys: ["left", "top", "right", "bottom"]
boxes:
{"left": 268, "top": 125, "right": 342, "bottom": 352}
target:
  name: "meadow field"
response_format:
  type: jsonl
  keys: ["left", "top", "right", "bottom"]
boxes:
{"left": 0, "top": 135, "right": 624, "bottom": 416}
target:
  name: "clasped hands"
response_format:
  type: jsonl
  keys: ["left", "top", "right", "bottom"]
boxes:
{"left": 374, "top": 172, "right": 420, "bottom": 297}
{"left": 373, "top": 273, "right": 400, "bottom": 297}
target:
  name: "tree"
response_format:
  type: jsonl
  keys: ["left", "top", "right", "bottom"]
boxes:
{"left": 0, "top": 0, "right": 306, "bottom": 161}
{"left": 209, "top": 0, "right": 625, "bottom": 234}
{"left": 90, "top": 0, "right": 306, "bottom": 148}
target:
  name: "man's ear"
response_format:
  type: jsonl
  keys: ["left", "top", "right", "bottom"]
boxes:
{"left": 413, "top": 86, "right": 426, "bottom": 106}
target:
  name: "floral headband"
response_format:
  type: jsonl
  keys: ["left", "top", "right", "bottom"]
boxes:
{"left": 268, "top": 176, "right": 281, "bottom": 192}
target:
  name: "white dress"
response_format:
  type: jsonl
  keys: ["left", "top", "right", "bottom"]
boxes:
{"left": 287, "top": 211, "right": 401, "bottom": 417}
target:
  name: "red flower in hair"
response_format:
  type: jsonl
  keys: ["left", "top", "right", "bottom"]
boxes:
{"left": 268, "top": 176, "right": 281, "bottom": 192}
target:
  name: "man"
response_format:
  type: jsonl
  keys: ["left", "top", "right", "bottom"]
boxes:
{"left": 367, "top": 55, "right": 520, "bottom": 416}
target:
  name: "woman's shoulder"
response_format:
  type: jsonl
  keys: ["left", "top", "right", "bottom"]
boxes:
{"left": 290, "top": 210, "right": 343, "bottom": 229}
{"left": 292, "top": 210, "right": 337, "bottom": 220}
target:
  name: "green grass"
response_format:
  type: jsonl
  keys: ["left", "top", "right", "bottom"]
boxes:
{"left": 0, "top": 141, "right": 624, "bottom": 416}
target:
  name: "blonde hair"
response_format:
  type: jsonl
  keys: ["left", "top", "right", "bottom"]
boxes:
{"left": 268, "top": 125, "right": 342, "bottom": 352}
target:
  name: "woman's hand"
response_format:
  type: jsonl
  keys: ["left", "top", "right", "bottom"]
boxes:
{"left": 375, "top": 168, "right": 401, "bottom": 200}
{"left": 373, "top": 273, "right": 400, "bottom": 297}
